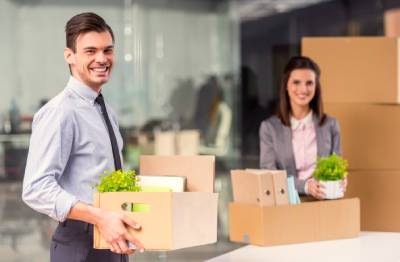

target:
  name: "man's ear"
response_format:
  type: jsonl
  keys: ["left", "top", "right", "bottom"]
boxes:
{"left": 64, "top": 47, "right": 75, "bottom": 65}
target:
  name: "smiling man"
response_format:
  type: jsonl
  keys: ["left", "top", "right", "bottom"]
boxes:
{"left": 22, "top": 13, "right": 144, "bottom": 262}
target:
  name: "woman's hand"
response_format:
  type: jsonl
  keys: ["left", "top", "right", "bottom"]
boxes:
{"left": 341, "top": 176, "right": 348, "bottom": 194}
{"left": 306, "top": 178, "right": 326, "bottom": 200}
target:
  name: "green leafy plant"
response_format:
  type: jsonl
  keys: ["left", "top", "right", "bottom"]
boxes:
{"left": 95, "top": 170, "right": 141, "bottom": 193}
{"left": 312, "top": 153, "right": 348, "bottom": 181}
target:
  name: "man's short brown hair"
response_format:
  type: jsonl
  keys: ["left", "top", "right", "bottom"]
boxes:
{"left": 65, "top": 12, "right": 114, "bottom": 52}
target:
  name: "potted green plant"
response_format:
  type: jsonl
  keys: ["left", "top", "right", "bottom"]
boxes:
{"left": 95, "top": 169, "right": 141, "bottom": 193}
{"left": 95, "top": 170, "right": 173, "bottom": 213}
{"left": 312, "top": 153, "right": 348, "bottom": 199}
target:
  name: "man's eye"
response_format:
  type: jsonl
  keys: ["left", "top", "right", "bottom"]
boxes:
{"left": 86, "top": 50, "right": 95, "bottom": 54}
{"left": 104, "top": 49, "right": 113, "bottom": 54}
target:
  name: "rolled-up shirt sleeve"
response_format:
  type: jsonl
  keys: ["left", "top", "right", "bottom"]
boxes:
{"left": 22, "top": 105, "right": 78, "bottom": 222}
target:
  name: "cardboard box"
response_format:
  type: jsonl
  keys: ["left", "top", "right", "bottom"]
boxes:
{"left": 302, "top": 37, "right": 400, "bottom": 103}
{"left": 345, "top": 170, "right": 400, "bottom": 232}
{"left": 176, "top": 130, "right": 199, "bottom": 155}
{"left": 231, "top": 170, "right": 288, "bottom": 206}
{"left": 154, "top": 130, "right": 199, "bottom": 156}
{"left": 93, "top": 155, "right": 218, "bottom": 250}
{"left": 385, "top": 8, "right": 400, "bottom": 37}
{"left": 229, "top": 198, "right": 360, "bottom": 246}
{"left": 325, "top": 103, "right": 400, "bottom": 170}
{"left": 154, "top": 131, "right": 175, "bottom": 155}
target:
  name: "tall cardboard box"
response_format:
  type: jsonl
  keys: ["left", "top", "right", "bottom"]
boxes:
{"left": 345, "top": 170, "right": 400, "bottom": 232}
{"left": 176, "top": 130, "right": 200, "bottom": 155}
{"left": 154, "top": 131, "right": 176, "bottom": 155}
{"left": 231, "top": 170, "right": 289, "bottom": 206}
{"left": 325, "top": 103, "right": 400, "bottom": 170}
{"left": 302, "top": 37, "right": 400, "bottom": 103}
{"left": 229, "top": 198, "right": 360, "bottom": 246}
{"left": 93, "top": 155, "right": 218, "bottom": 250}
{"left": 385, "top": 8, "right": 400, "bottom": 37}
{"left": 153, "top": 130, "right": 200, "bottom": 156}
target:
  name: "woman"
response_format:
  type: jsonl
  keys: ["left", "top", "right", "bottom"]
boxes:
{"left": 259, "top": 56, "right": 345, "bottom": 199}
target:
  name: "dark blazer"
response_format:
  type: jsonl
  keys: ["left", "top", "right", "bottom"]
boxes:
{"left": 259, "top": 114, "right": 341, "bottom": 194}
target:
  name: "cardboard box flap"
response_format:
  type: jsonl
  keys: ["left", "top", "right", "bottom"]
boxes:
{"left": 140, "top": 155, "right": 215, "bottom": 193}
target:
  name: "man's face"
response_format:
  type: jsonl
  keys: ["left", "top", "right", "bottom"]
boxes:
{"left": 64, "top": 31, "right": 114, "bottom": 92}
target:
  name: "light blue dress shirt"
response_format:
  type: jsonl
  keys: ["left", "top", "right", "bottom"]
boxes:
{"left": 22, "top": 76, "right": 123, "bottom": 222}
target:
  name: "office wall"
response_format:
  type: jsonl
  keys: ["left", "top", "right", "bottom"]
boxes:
{"left": 117, "top": 0, "right": 239, "bottom": 126}
{"left": 1, "top": 1, "right": 125, "bottom": 116}
{"left": 0, "top": 0, "right": 18, "bottom": 114}
{"left": 0, "top": 0, "right": 239, "bottom": 129}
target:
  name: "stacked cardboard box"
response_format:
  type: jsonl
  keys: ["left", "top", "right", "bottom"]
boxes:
{"left": 303, "top": 37, "right": 400, "bottom": 231}
{"left": 228, "top": 170, "right": 359, "bottom": 246}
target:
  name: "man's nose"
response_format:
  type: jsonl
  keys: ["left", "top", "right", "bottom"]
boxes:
{"left": 96, "top": 52, "right": 107, "bottom": 63}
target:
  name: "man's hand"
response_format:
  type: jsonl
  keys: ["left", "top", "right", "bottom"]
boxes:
{"left": 95, "top": 210, "right": 144, "bottom": 254}
{"left": 306, "top": 178, "right": 326, "bottom": 200}
{"left": 67, "top": 202, "right": 145, "bottom": 255}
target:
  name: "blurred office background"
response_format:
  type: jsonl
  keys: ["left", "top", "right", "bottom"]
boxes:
{"left": 0, "top": 0, "right": 400, "bottom": 261}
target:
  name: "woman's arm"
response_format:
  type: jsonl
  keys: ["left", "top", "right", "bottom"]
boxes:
{"left": 331, "top": 118, "right": 342, "bottom": 155}
{"left": 259, "top": 121, "right": 277, "bottom": 170}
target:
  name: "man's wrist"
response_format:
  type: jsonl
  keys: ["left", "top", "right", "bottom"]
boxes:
{"left": 67, "top": 201, "right": 102, "bottom": 225}
{"left": 87, "top": 205, "right": 102, "bottom": 225}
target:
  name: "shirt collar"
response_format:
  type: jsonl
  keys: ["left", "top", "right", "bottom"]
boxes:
{"left": 66, "top": 76, "right": 100, "bottom": 105}
{"left": 290, "top": 110, "right": 313, "bottom": 130}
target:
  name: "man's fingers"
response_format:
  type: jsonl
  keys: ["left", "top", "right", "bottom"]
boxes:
{"left": 122, "top": 214, "right": 141, "bottom": 230}
{"left": 110, "top": 243, "right": 121, "bottom": 254}
{"left": 117, "top": 240, "right": 133, "bottom": 255}
{"left": 124, "top": 232, "right": 145, "bottom": 253}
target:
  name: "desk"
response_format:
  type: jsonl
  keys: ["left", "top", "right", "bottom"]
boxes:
{"left": 206, "top": 232, "right": 400, "bottom": 262}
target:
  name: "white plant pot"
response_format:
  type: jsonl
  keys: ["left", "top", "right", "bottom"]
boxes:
{"left": 320, "top": 180, "right": 344, "bottom": 199}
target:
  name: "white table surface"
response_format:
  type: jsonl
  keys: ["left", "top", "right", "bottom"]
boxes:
{"left": 207, "top": 232, "right": 400, "bottom": 262}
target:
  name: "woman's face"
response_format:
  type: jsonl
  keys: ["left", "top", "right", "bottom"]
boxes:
{"left": 287, "top": 69, "right": 316, "bottom": 109}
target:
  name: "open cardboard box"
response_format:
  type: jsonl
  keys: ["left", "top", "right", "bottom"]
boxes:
{"left": 229, "top": 198, "right": 360, "bottom": 246}
{"left": 93, "top": 155, "right": 218, "bottom": 251}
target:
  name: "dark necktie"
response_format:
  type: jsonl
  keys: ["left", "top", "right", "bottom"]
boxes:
{"left": 95, "top": 93, "right": 122, "bottom": 171}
